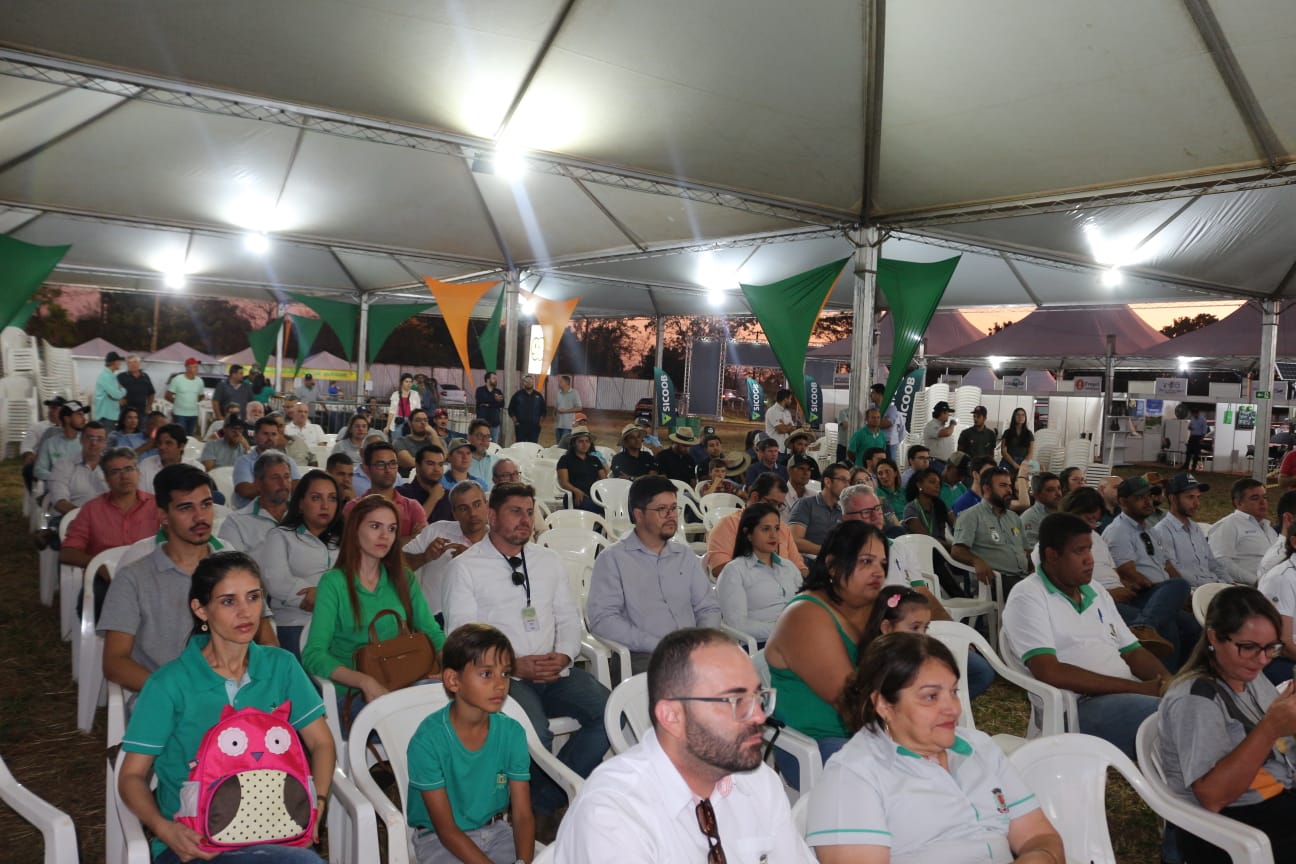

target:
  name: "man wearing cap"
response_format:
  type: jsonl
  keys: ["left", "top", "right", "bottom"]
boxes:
{"left": 1151, "top": 472, "right": 1233, "bottom": 588}
{"left": 553, "top": 374, "right": 582, "bottom": 445}
{"left": 93, "top": 351, "right": 128, "bottom": 430}
{"left": 952, "top": 466, "right": 1030, "bottom": 596}
{"left": 164, "top": 358, "right": 205, "bottom": 435}
{"left": 780, "top": 429, "right": 822, "bottom": 482}
{"left": 611, "top": 425, "right": 657, "bottom": 480}
{"left": 22, "top": 397, "right": 65, "bottom": 491}
{"left": 429, "top": 406, "right": 452, "bottom": 443}
{"left": 1142, "top": 473, "right": 1169, "bottom": 527}
{"left": 634, "top": 416, "right": 662, "bottom": 450}
{"left": 466, "top": 419, "right": 495, "bottom": 491}
{"left": 1103, "top": 475, "right": 1199, "bottom": 666}
{"left": 655, "top": 427, "right": 701, "bottom": 485}
{"left": 211, "top": 364, "right": 251, "bottom": 421}
{"left": 764, "top": 388, "right": 797, "bottom": 450}
{"left": 870, "top": 383, "right": 905, "bottom": 461}
{"left": 922, "top": 400, "right": 958, "bottom": 467}
{"left": 293, "top": 372, "right": 318, "bottom": 409}
{"left": 705, "top": 473, "right": 808, "bottom": 577}
{"left": 744, "top": 437, "right": 787, "bottom": 487}
{"left": 475, "top": 371, "right": 505, "bottom": 441}
{"left": 789, "top": 462, "right": 848, "bottom": 557}
{"left": 200, "top": 416, "right": 248, "bottom": 471}
{"left": 1208, "top": 478, "right": 1279, "bottom": 586}
{"left": 957, "top": 406, "right": 997, "bottom": 462}
{"left": 846, "top": 407, "right": 887, "bottom": 466}
{"left": 117, "top": 354, "right": 156, "bottom": 416}
{"left": 1020, "top": 471, "right": 1062, "bottom": 551}
{"left": 940, "top": 452, "right": 971, "bottom": 510}
{"left": 441, "top": 437, "right": 476, "bottom": 490}
{"left": 35, "top": 400, "right": 88, "bottom": 482}
{"left": 508, "top": 374, "right": 547, "bottom": 444}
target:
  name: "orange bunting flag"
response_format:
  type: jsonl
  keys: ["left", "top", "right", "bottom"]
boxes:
{"left": 423, "top": 277, "right": 501, "bottom": 384}
{"left": 522, "top": 290, "right": 580, "bottom": 392}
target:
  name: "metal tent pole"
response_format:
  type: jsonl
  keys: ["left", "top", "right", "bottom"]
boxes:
{"left": 355, "top": 294, "right": 370, "bottom": 408}
{"left": 1254, "top": 300, "right": 1279, "bottom": 481}
{"left": 501, "top": 271, "right": 521, "bottom": 446}
{"left": 848, "top": 226, "right": 879, "bottom": 436}
{"left": 1098, "top": 334, "right": 1115, "bottom": 462}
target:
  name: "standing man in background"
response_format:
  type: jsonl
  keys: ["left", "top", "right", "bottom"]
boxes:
{"left": 1185, "top": 408, "right": 1209, "bottom": 471}
{"left": 117, "top": 355, "right": 156, "bottom": 416}
{"left": 870, "top": 383, "right": 905, "bottom": 462}
{"left": 764, "top": 389, "right": 797, "bottom": 450}
{"left": 554, "top": 375, "right": 582, "bottom": 445}
{"left": 93, "top": 351, "right": 128, "bottom": 431}
{"left": 509, "top": 375, "right": 547, "bottom": 444}
{"left": 475, "top": 371, "right": 505, "bottom": 441}
{"left": 211, "top": 364, "right": 251, "bottom": 421}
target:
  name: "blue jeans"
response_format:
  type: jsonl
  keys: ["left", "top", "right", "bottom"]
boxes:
{"left": 774, "top": 735, "right": 846, "bottom": 790}
{"left": 1076, "top": 692, "right": 1160, "bottom": 761}
{"left": 509, "top": 668, "right": 610, "bottom": 812}
{"left": 155, "top": 844, "right": 323, "bottom": 863}
{"left": 967, "top": 650, "right": 995, "bottom": 700}
{"left": 1120, "top": 579, "right": 1199, "bottom": 672}
{"left": 277, "top": 625, "right": 303, "bottom": 659}
{"left": 174, "top": 415, "right": 197, "bottom": 435}
{"left": 555, "top": 427, "right": 571, "bottom": 445}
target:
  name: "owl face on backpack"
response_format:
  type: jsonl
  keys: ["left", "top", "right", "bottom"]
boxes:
{"left": 176, "top": 702, "right": 317, "bottom": 852}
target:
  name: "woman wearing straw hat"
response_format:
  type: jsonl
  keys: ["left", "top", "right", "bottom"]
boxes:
{"left": 557, "top": 426, "right": 606, "bottom": 513}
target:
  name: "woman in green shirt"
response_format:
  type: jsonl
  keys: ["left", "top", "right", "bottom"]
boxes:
{"left": 302, "top": 495, "right": 446, "bottom": 724}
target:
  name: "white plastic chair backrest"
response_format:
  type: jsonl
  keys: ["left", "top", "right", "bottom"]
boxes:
{"left": 544, "top": 509, "right": 609, "bottom": 536}
{"left": 604, "top": 673, "right": 650, "bottom": 754}
{"left": 298, "top": 618, "right": 345, "bottom": 761}
{"left": 591, "top": 478, "right": 632, "bottom": 528}
{"left": 208, "top": 466, "right": 235, "bottom": 502}
{"left": 540, "top": 446, "right": 565, "bottom": 460}
{"left": 486, "top": 441, "right": 501, "bottom": 455}
{"left": 595, "top": 446, "right": 616, "bottom": 466}
{"left": 58, "top": 507, "right": 81, "bottom": 544}
{"left": 557, "top": 552, "right": 594, "bottom": 610}
{"left": 1192, "top": 581, "right": 1230, "bottom": 627}
{"left": 700, "top": 492, "right": 745, "bottom": 514}
{"left": 0, "top": 751, "right": 78, "bottom": 864}
{"left": 537, "top": 528, "right": 610, "bottom": 561}
{"left": 210, "top": 503, "right": 231, "bottom": 536}
{"left": 1009, "top": 734, "right": 1125, "bottom": 864}
{"left": 925, "top": 621, "right": 985, "bottom": 729}
{"left": 704, "top": 506, "right": 743, "bottom": 533}
{"left": 751, "top": 648, "right": 772, "bottom": 688}
{"left": 889, "top": 535, "right": 965, "bottom": 601}
{"left": 790, "top": 794, "right": 810, "bottom": 835}
{"left": 509, "top": 442, "right": 542, "bottom": 459}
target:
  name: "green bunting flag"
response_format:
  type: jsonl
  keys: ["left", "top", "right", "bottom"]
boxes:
{"left": 288, "top": 314, "right": 325, "bottom": 379}
{"left": 878, "top": 256, "right": 960, "bottom": 408}
{"left": 288, "top": 293, "right": 358, "bottom": 361}
{"left": 367, "top": 302, "right": 435, "bottom": 363}
{"left": 0, "top": 236, "right": 70, "bottom": 331}
{"left": 7, "top": 299, "right": 41, "bottom": 330}
{"left": 477, "top": 289, "right": 506, "bottom": 373}
{"left": 741, "top": 257, "right": 849, "bottom": 411}
{"left": 246, "top": 319, "right": 282, "bottom": 374}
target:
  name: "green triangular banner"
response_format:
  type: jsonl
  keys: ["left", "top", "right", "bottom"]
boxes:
{"left": 878, "top": 256, "right": 960, "bottom": 407}
{"left": 740, "top": 257, "right": 850, "bottom": 411}
{"left": 7, "top": 299, "right": 42, "bottom": 330}
{"left": 246, "top": 319, "right": 282, "bottom": 374}
{"left": 367, "top": 302, "right": 435, "bottom": 363}
{"left": 288, "top": 293, "right": 358, "bottom": 361}
{"left": 0, "top": 236, "right": 70, "bottom": 330}
{"left": 478, "top": 288, "right": 506, "bottom": 373}
{"left": 289, "top": 315, "right": 326, "bottom": 379}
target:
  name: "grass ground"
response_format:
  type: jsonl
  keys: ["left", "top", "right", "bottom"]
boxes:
{"left": 0, "top": 409, "right": 1276, "bottom": 862}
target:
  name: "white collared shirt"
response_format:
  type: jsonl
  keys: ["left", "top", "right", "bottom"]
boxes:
{"left": 216, "top": 498, "right": 280, "bottom": 552}
{"left": 1208, "top": 510, "right": 1278, "bottom": 586}
{"left": 554, "top": 729, "right": 813, "bottom": 864}
{"left": 285, "top": 420, "right": 326, "bottom": 448}
{"left": 403, "top": 520, "right": 475, "bottom": 615}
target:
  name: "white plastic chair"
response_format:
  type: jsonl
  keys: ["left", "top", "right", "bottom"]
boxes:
{"left": 56, "top": 506, "right": 82, "bottom": 642}
{"left": 752, "top": 649, "right": 821, "bottom": 799}
{"left": 890, "top": 534, "right": 1001, "bottom": 645}
{"left": 0, "top": 751, "right": 78, "bottom": 863}
{"left": 997, "top": 627, "right": 1081, "bottom": 739}
{"left": 1012, "top": 732, "right": 1274, "bottom": 864}
{"left": 590, "top": 478, "right": 633, "bottom": 538}
{"left": 700, "top": 492, "right": 745, "bottom": 515}
{"left": 208, "top": 465, "right": 235, "bottom": 503}
{"left": 703, "top": 505, "right": 743, "bottom": 534}
{"left": 537, "top": 528, "right": 612, "bottom": 563}
{"left": 926, "top": 621, "right": 1071, "bottom": 746}
{"left": 545, "top": 509, "right": 609, "bottom": 536}
{"left": 508, "top": 441, "right": 543, "bottom": 460}
{"left": 528, "top": 457, "right": 573, "bottom": 511}
{"left": 76, "top": 545, "right": 129, "bottom": 732}
{"left": 1135, "top": 716, "right": 1274, "bottom": 864}
{"left": 345, "top": 684, "right": 578, "bottom": 864}
{"left": 603, "top": 673, "right": 651, "bottom": 755}
{"left": 1192, "top": 581, "right": 1230, "bottom": 626}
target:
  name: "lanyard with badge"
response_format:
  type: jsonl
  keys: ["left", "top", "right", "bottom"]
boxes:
{"left": 504, "top": 549, "right": 540, "bottom": 632}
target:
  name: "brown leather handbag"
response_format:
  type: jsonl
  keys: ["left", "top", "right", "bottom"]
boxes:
{"left": 343, "top": 609, "right": 440, "bottom": 725}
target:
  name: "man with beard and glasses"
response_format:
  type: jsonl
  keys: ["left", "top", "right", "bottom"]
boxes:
{"left": 589, "top": 476, "right": 721, "bottom": 675}
{"left": 952, "top": 466, "right": 1030, "bottom": 597}
{"left": 99, "top": 464, "right": 277, "bottom": 694}
{"left": 554, "top": 627, "right": 813, "bottom": 863}
{"left": 217, "top": 450, "right": 293, "bottom": 551}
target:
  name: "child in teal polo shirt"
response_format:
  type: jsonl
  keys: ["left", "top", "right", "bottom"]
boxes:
{"left": 407, "top": 624, "right": 534, "bottom": 864}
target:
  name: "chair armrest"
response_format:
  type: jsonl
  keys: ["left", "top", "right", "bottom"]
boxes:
{"left": 766, "top": 724, "right": 822, "bottom": 799}
{"left": 107, "top": 682, "right": 127, "bottom": 748}
{"left": 577, "top": 633, "right": 613, "bottom": 690}
{"left": 586, "top": 633, "right": 633, "bottom": 686}
{"left": 348, "top": 751, "right": 410, "bottom": 864}
{"left": 326, "top": 768, "right": 379, "bottom": 864}
{"left": 718, "top": 624, "right": 758, "bottom": 656}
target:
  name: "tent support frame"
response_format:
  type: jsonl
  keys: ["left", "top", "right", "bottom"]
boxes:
{"left": 848, "top": 227, "right": 879, "bottom": 436}
{"left": 1254, "top": 300, "right": 1279, "bottom": 481}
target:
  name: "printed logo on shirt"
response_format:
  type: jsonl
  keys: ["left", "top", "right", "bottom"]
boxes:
{"left": 496, "top": 772, "right": 507, "bottom": 788}
{"left": 992, "top": 787, "right": 1009, "bottom": 815}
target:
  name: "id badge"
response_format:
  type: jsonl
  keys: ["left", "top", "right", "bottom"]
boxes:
{"left": 522, "top": 606, "right": 540, "bottom": 632}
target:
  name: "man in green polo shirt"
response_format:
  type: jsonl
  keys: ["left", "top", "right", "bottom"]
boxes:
{"left": 952, "top": 466, "right": 1030, "bottom": 596}
{"left": 846, "top": 407, "right": 887, "bottom": 465}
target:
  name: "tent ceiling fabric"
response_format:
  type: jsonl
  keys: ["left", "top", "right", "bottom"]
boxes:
{"left": 2, "top": 1, "right": 1296, "bottom": 315}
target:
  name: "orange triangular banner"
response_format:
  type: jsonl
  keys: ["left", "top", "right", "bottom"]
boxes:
{"left": 523, "top": 290, "right": 580, "bottom": 392}
{"left": 423, "top": 277, "right": 501, "bottom": 384}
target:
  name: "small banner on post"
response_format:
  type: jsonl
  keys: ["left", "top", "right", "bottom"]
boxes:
{"left": 654, "top": 366, "right": 677, "bottom": 427}
{"left": 746, "top": 378, "right": 765, "bottom": 422}
{"left": 893, "top": 368, "right": 925, "bottom": 427}
{"left": 805, "top": 376, "right": 822, "bottom": 430}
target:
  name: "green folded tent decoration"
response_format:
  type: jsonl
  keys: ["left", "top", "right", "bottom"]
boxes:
{"left": 477, "top": 288, "right": 506, "bottom": 373}
{"left": 288, "top": 314, "right": 326, "bottom": 379}
{"left": 288, "top": 293, "right": 358, "bottom": 361}
{"left": 246, "top": 319, "right": 282, "bottom": 373}
{"left": 367, "top": 302, "right": 436, "bottom": 363}
{"left": 0, "top": 236, "right": 70, "bottom": 330}
{"left": 879, "top": 256, "right": 961, "bottom": 408}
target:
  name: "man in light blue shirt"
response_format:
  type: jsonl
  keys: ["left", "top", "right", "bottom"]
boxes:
{"left": 587, "top": 475, "right": 720, "bottom": 675}
{"left": 1150, "top": 472, "right": 1233, "bottom": 588}
{"left": 93, "top": 351, "right": 127, "bottom": 430}
{"left": 1186, "top": 409, "right": 1209, "bottom": 471}
{"left": 466, "top": 419, "right": 494, "bottom": 491}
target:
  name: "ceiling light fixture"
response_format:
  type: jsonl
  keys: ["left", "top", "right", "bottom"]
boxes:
{"left": 162, "top": 268, "right": 187, "bottom": 290}
{"left": 244, "top": 231, "right": 270, "bottom": 255}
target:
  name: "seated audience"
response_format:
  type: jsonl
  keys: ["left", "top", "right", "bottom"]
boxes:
{"left": 653, "top": 427, "right": 700, "bottom": 485}
{"left": 344, "top": 440, "right": 426, "bottom": 546}
{"left": 705, "top": 473, "right": 808, "bottom": 577}
{"left": 999, "top": 407, "right": 1035, "bottom": 473}
{"left": 108, "top": 407, "right": 147, "bottom": 450}
{"left": 1257, "top": 522, "right": 1296, "bottom": 683}
{"left": 556, "top": 426, "right": 607, "bottom": 513}
{"left": 554, "top": 628, "right": 811, "bottom": 863}
{"left": 34, "top": 400, "right": 86, "bottom": 483}
{"left": 326, "top": 452, "right": 356, "bottom": 504}
{"left": 806, "top": 632, "right": 1062, "bottom": 863}
{"left": 780, "top": 430, "right": 822, "bottom": 482}
{"left": 466, "top": 419, "right": 495, "bottom": 491}
{"left": 405, "top": 480, "right": 489, "bottom": 619}
{"left": 1060, "top": 465, "right": 1086, "bottom": 493}
{"left": 587, "top": 475, "right": 720, "bottom": 675}
{"left": 117, "top": 552, "right": 332, "bottom": 864}
{"left": 1005, "top": 512, "right": 1168, "bottom": 759}
{"left": 1259, "top": 491, "right": 1296, "bottom": 578}
{"left": 903, "top": 466, "right": 955, "bottom": 548}
{"left": 951, "top": 466, "right": 1030, "bottom": 596}
{"left": 610, "top": 424, "right": 656, "bottom": 480}
{"left": 789, "top": 461, "right": 848, "bottom": 557}
{"left": 393, "top": 408, "right": 442, "bottom": 473}
{"left": 137, "top": 423, "right": 200, "bottom": 499}
{"left": 860, "top": 585, "right": 931, "bottom": 644}
{"left": 397, "top": 444, "right": 454, "bottom": 525}
{"left": 1209, "top": 478, "right": 1278, "bottom": 586}
{"left": 1158, "top": 586, "right": 1296, "bottom": 863}
{"left": 218, "top": 450, "right": 292, "bottom": 551}
{"left": 444, "top": 482, "right": 610, "bottom": 817}
{"left": 232, "top": 417, "right": 302, "bottom": 508}
{"left": 1152, "top": 472, "right": 1234, "bottom": 588}
{"left": 46, "top": 420, "right": 109, "bottom": 515}
{"left": 1020, "top": 471, "right": 1062, "bottom": 550}
{"left": 199, "top": 416, "right": 247, "bottom": 471}
{"left": 331, "top": 413, "right": 372, "bottom": 462}
{"left": 257, "top": 470, "right": 342, "bottom": 657}
{"left": 696, "top": 456, "right": 742, "bottom": 497}
{"left": 899, "top": 444, "right": 931, "bottom": 488}
{"left": 939, "top": 450, "right": 971, "bottom": 509}
{"left": 744, "top": 437, "right": 787, "bottom": 486}
{"left": 782, "top": 454, "right": 817, "bottom": 520}
{"left": 871, "top": 456, "right": 906, "bottom": 528}
{"left": 716, "top": 503, "right": 801, "bottom": 641}
{"left": 950, "top": 454, "right": 996, "bottom": 516}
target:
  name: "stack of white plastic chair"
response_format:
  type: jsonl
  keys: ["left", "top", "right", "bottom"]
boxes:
{"left": 1063, "top": 438, "right": 1092, "bottom": 473}
{"left": 2, "top": 330, "right": 40, "bottom": 383}
{"left": 0, "top": 326, "right": 36, "bottom": 373}
{"left": 1, "top": 374, "right": 36, "bottom": 459}
{"left": 952, "top": 384, "right": 982, "bottom": 428}
{"left": 39, "top": 341, "right": 77, "bottom": 405}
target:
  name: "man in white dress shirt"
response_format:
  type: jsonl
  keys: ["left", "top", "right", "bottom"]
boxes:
{"left": 554, "top": 627, "right": 813, "bottom": 863}
{"left": 283, "top": 400, "right": 326, "bottom": 448}
{"left": 1208, "top": 477, "right": 1278, "bottom": 585}
{"left": 443, "top": 481, "right": 610, "bottom": 816}
{"left": 763, "top": 388, "right": 797, "bottom": 450}
{"left": 403, "top": 480, "right": 488, "bottom": 618}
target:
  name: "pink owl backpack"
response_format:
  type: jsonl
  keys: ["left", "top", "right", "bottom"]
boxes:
{"left": 175, "top": 702, "right": 317, "bottom": 852}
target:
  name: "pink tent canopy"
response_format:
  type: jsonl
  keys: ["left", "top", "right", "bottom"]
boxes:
{"left": 809, "top": 310, "right": 984, "bottom": 361}
{"left": 301, "top": 351, "right": 352, "bottom": 371}
{"left": 146, "top": 342, "right": 219, "bottom": 364}
{"left": 69, "top": 337, "right": 131, "bottom": 358}
{"left": 935, "top": 305, "right": 1167, "bottom": 366}
{"left": 1141, "top": 301, "right": 1296, "bottom": 361}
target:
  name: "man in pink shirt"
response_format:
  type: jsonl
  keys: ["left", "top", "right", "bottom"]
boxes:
{"left": 61, "top": 447, "right": 158, "bottom": 571}
{"left": 344, "top": 439, "right": 426, "bottom": 546}
{"left": 704, "top": 473, "right": 807, "bottom": 578}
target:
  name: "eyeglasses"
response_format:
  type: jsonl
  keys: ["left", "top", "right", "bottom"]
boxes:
{"left": 673, "top": 688, "right": 776, "bottom": 722}
{"left": 695, "top": 798, "right": 727, "bottom": 864}
{"left": 368, "top": 460, "right": 399, "bottom": 470}
{"left": 646, "top": 504, "right": 680, "bottom": 516}
{"left": 826, "top": 474, "right": 850, "bottom": 483}
{"left": 844, "top": 505, "right": 883, "bottom": 519}
{"left": 1139, "top": 531, "right": 1156, "bottom": 556}
{"left": 495, "top": 471, "right": 521, "bottom": 481}
{"left": 1224, "top": 637, "right": 1284, "bottom": 659}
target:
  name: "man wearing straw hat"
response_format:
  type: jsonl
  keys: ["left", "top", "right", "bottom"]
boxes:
{"left": 656, "top": 427, "right": 703, "bottom": 484}
{"left": 611, "top": 424, "right": 657, "bottom": 480}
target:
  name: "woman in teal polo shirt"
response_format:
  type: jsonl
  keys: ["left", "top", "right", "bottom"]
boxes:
{"left": 302, "top": 495, "right": 446, "bottom": 722}
{"left": 117, "top": 551, "right": 334, "bottom": 863}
